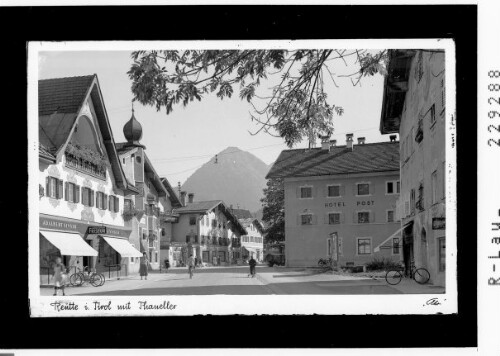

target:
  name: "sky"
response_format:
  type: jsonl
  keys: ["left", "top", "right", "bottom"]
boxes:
{"left": 38, "top": 49, "right": 391, "bottom": 185}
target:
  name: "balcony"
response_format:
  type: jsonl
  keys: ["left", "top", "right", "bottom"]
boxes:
{"left": 65, "top": 153, "right": 106, "bottom": 180}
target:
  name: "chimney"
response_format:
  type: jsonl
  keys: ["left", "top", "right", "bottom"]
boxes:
{"left": 320, "top": 134, "right": 331, "bottom": 150}
{"left": 357, "top": 137, "right": 366, "bottom": 145}
{"left": 390, "top": 134, "right": 397, "bottom": 142}
{"left": 180, "top": 191, "right": 186, "bottom": 206}
{"left": 329, "top": 139, "right": 337, "bottom": 152}
{"left": 346, "top": 133, "right": 354, "bottom": 150}
{"left": 188, "top": 193, "right": 194, "bottom": 204}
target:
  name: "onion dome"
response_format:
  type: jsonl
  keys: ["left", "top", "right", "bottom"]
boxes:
{"left": 123, "top": 103, "right": 144, "bottom": 147}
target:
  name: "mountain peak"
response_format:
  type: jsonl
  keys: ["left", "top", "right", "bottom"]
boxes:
{"left": 182, "top": 147, "right": 270, "bottom": 213}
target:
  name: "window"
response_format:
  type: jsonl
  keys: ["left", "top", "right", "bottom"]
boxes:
{"left": 189, "top": 216, "right": 197, "bottom": 225}
{"left": 81, "top": 187, "right": 94, "bottom": 207}
{"left": 122, "top": 158, "right": 126, "bottom": 164}
{"left": 429, "top": 104, "right": 436, "bottom": 126}
{"left": 300, "top": 186, "right": 312, "bottom": 199}
{"left": 393, "top": 238, "right": 400, "bottom": 254}
{"left": 438, "top": 238, "right": 446, "bottom": 272}
{"left": 301, "top": 214, "right": 313, "bottom": 225}
{"left": 212, "top": 219, "right": 217, "bottom": 228}
{"left": 328, "top": 213, "right": 340, "bottom": 225}
{"left": 46, "top": 176, "right": 63, "bottom": 199}
{"left": 386, "top": 181, "right": 400, "bottom": 194}
{"left": 357, "top": 183, "right": 370, "bottom": 196}
{"left": 64, "top": 182, "right": 80, "bottom": 203}
{"left": 357, "top": 238, "right": 371, "bottom": 255}
{"left": 109, "top": 196, "right": 119, "bottom": 212}
{"left": 387, "top": 210, "right": 395, "bottom": 223}
{"left": 96, "top": 192, "right": 108, "bottom": 210}
{"left": 327, "top": 185, "right": 340, "bottom": 197}
{"left": 357, "top": 212, "right": 370, "bottom": 224}
{"left": 431, "top": 170, "right": 438, "bottom": 204}
{"left": 155, "top": 251, "right": 158, "bottom": 263}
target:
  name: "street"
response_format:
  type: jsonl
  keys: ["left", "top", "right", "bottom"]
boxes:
{"left": 40, "top": 266, "right": 445, "bottom": 296}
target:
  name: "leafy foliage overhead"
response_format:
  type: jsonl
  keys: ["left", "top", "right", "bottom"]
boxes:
{"left": 128, "top": 49, "right": 387, "bottom": 147}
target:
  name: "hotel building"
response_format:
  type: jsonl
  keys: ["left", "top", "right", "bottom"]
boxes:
{"left": 266, "top": 135, "right": 402, "bottom": 267}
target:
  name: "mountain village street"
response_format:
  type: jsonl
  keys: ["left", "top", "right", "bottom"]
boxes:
{"left": 40, "top": 266, "right": 445, "bottom": 296}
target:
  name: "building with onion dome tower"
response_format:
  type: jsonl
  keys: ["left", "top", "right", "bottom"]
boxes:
{"left": 117, "top": 103, "right": 182, "bottom": 274}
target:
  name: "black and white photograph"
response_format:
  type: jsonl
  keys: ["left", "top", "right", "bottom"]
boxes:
{"left": 28, "top": 39, "right": 456, "bottom": 316}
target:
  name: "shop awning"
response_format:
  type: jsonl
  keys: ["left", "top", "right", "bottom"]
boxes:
{"left": 373, "top": 227, "right": 403, "bottom": 253}
{"left": 101, "top": 236, "right": 143, "bottom": 258}
{"left": 41, "top": 231, "right": 98, "bottom": 256}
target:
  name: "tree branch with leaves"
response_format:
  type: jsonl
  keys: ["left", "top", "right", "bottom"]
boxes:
{"left": 128, "top": 49, "right": 387, "bottom": 147}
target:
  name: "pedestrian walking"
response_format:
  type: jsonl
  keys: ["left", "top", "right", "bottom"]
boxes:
{"left": 52, "top": 257, "right": 67, "bottom": 296}
{"left": 248, "top": 254, "right": 257, "bottom": 278}
{"left": 164, "top": 259, "right": 170, "bottom": 272}
{"left": 140, "top": 252, "right": 150, "bottom": 280}
{"left": 187, "top": 254, "right": 195, "bottom": 279}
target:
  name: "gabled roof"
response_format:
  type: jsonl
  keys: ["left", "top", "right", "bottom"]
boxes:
{"left": 160, "top": 177, "right": 183, "bottom": 208}
{"left": 174, "top": 200, "right": 247, "bottom": 235}
{"left": 39, "top": 143, "right": 56, "bottom": 162}
{"left": 230, "top": 208, "right": 253, "bottom": 219}
{"left": 38, "top": 74, "right": 137, "bottom": 195}
{"left": 266, "top": 141, "right": 400, "bottom": 179}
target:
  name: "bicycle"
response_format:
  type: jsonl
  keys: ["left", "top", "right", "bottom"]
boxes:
{"left": 318, "top": 257, "right": 334, "bottom": 268}
{"left": 385, "top": 263, "right": 430, "bottom": 285}
{"left": 69, "top": 266, "right": 106, "bottom": 287}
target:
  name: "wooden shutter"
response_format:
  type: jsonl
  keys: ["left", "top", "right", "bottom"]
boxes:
{"left": 115, "top": 196, "right": 120, "bottom": 212}
{"left": 90, "top": 190, "right": 95, "bottom": 207}
{"left": 103, "top": 194, "right": 108, "bottom": 210}
{"left": 57, "top": 179, "right": 64, "bottom": 200}
{"left": 45, "top": 177, "right": 50, "bottom": 197}
{"left": 64, "top": 182, "right": 69, "bottom": 201}
{"left": 109, "top": 195, "right": 113, "bottom": 211}
{"left": 75, "top": 185, "right": 80, "bottom": 203}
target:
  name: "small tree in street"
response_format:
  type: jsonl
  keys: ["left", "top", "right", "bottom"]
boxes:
{"left": 128, "top": 49, "right": 387, "bottom": 147}
{"left": 260, "top": 178, "right": 285, "bottom": 244}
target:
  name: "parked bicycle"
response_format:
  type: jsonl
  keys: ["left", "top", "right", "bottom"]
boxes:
{"left": 318, "top": 257, "right": 334, "bottom": 268}
{"left": 385, "top": 263, "right": 430, "bottom": 285}
{"left": 69, "top": 266, "right": 106, "bottom": 287}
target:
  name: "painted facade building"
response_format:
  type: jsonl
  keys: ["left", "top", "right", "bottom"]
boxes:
{"left": 380, "top": 49, "right": 446, "bottom": 286}
{"left": 38, "top": 75, "right": 141, "bottom": 283}
{"left": 116, "top": 109, "right": 181, "bottom": 272}
{"left": 266, "top": 135, "right": 402, "bottom": 267}
{"left": 230, "top": 209, "right": 265, "bottom": 262}
{"left": 172, "top": 196, "right": 247, "bottom": 266}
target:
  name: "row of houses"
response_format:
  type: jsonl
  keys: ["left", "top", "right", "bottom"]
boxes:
{"left": 38, "top": 74, "right": 264, "bottom": 284}
{"left": 267, "top": 49, "right": 446, "bottom": 286}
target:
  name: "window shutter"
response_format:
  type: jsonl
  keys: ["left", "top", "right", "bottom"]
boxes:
{"left": 90, "top": 190, "right": 94, "bottom": 207}
{"left": 64, "top": 182, "right": 69, "bottom": 201}
{"left": 75, "top": 185, "right": 80, "bottom": 203}
{"left": 115, "top": 196, "right": 120, "bottom": 212}
{"left": 103, "top": 194, "right": 108, "bottom": 210}
{"left": 45, "top": 177, "right": 50, "bottom": 197}
{"left": 109, "top": 195, "right": 113, "bottom": 211}
{"left": 57, "top": 179, "right": 64, "bottom": 200}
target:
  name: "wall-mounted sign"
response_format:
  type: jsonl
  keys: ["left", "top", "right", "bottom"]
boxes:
{"left": 356, "top": 200, "right": 375, "bottom": 206}
{"left": 87, "top": 226, "right": 106, "bottom": 234}
{"left": 432, "top": 217, "right": 446, "bottom": 230}
{"left": 86, "top": 225, "right": 131, "bottom": 238}
{"left": 325, "top": 202, "right": 346, "bottom": 208}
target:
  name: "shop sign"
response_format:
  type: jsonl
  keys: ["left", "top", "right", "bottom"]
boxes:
{"left": 87, "top": 225, "right": 132, "bottom": 238}
{"left": 432, "top": 218, "right": 446, "bottom": 230}
{"left": 40, "top": 215, "right": 88, "bottom": 234}
{"left": 325, "top": 202, "right": 346, "bottom": 208}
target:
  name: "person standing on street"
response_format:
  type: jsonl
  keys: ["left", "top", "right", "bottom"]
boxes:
{"left": 187, "top": 254, "right": 195, "bottom": 279}
{"left": 52, "top": 257, "right": 67, "bottom": 296}
{"left": 140, "top": 252, "right": 150, "bottom": 280}
{"left": 164, "top": 259, "right": 170, "bottom": 273}
{"left": 248, "top": 254, "right": 257, "bottom": 278}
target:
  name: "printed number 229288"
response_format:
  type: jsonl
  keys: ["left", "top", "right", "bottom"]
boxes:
{"left": 488, "top": 71, "right": 500, "bottom": 147}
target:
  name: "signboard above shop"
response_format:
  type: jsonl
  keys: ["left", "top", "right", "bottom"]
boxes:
{"left": 432, "top": 217, "right": 446, "bottom": 230}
